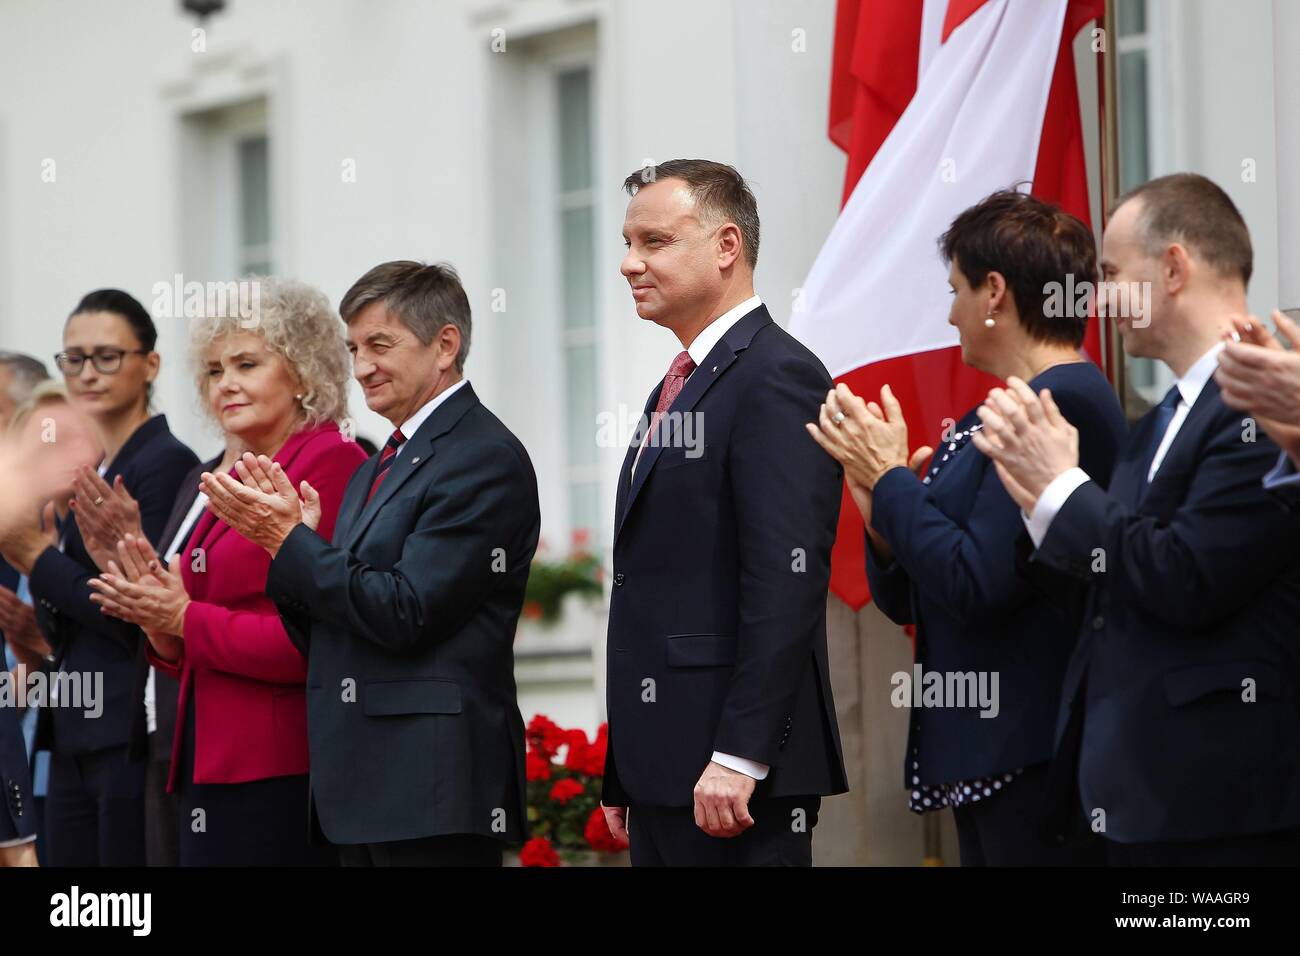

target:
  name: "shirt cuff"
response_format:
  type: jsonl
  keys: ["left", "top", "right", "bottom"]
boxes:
{"left": 711, "top": 751, "right": 770, "bottom": 780}
{"left": 1263, "top": 451, "right": 1300, "bottom": 489}
{"left": 0, "top": 834, "right": 37, "bottom": 849}
{"left": 1023, "top": 467, "right": 1091, "bottom": 549}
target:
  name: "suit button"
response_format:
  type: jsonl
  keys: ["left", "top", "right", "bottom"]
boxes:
{"left": 614, "top": 573, "right": 625, "bottom": 587}
{"left": 1091, "top": 615, "right": 1105, "bottom": 630}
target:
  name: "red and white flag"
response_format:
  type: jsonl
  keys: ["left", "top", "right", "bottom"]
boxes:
{"left": 792, "top": 0, "right": 1105, "bottom": 609}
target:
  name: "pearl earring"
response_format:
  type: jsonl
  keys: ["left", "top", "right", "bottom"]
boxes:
{"left": 984, "top": 309, "right": 996, "bottom": 328}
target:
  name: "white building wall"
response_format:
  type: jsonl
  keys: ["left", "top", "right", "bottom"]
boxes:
{"left": 0, "top": 0, "right": 845, "bottom": 733}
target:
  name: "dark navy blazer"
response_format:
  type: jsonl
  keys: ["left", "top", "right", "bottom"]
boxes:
{"left": 29, "top": 415, "right": 198, "bottom": 757}
{"left": 602, "top": 305, "right": 849, "bottom": 807}
{"left": 1, "top": 558, "right": 37, "bottom": 842}
{"left": 1036, "top": 377, "right": 1300, "bottom": 844}
{"left": 1, "top": 558, "right": 36, "bottom": 841}
{"left": 267, "top": 384, "right": 539, "bottom": 846}
{"left": 866, "top": 361, "right": 1126, "bottom": 789}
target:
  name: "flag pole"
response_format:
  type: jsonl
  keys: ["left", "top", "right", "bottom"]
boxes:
{"left": 1099, "top": 0, "right": 1127, "bottom": 414}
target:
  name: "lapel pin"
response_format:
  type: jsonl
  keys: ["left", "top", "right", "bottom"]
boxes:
{"left": 411, "top": 457, "right": 421, "bottom": 464}
{"left": 711, "top": 366, "right": 718, "bottom": 374}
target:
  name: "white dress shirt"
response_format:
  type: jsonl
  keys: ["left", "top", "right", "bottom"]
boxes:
{"left": 1024, "top": 343, "right": 1227, "bottom": 547}
{"left": 391, "top": 379, "right": 469, "bottom": 460}
{"left": 1264, "top": 453, "right": 1300, "bottom": 489}
{"left": 631, "top": 296, "right": 763, "bottom": 482}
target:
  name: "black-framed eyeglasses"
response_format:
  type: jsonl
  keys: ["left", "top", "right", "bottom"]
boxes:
{"left": 54, "top": 349, "right": 149, "bottom": 376}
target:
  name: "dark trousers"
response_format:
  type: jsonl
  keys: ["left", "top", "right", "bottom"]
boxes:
{"left": 45, "top": 744, "right": 146, "bottom": 866}
{"left": 628, "top": 796, "right": 820, "bottom": 866}
{"left": 144, "top": 730, "right": 179, "bottom": 867}
{"left": 175, "top": 695, "right": 336, "bottom": 867}
{"left": 952, "top": 761, "right": 1105, "bottom": 867}
{"left": 1106, "top": 827, "right": 1300, "bottom": 866}
{"left": 338, "top": 834, "right": 504, "bottom": 867}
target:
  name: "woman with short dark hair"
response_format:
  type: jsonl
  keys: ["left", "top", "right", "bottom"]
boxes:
{"left": 808, "top": 190, "right": 1127, "bottom": 865}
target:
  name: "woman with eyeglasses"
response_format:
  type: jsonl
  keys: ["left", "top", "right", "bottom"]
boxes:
{"left": 0, "top": 289, "right": 198, "bottom": 866}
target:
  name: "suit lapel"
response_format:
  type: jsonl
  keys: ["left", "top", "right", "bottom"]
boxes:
{"left": 332, "top": 462, "right": 374, "bottom": 546}
{"left": 1110, "top": 415, "right": 1154, "bottom": 508}
{"left": 615, "top": 306, "right": 773, "bottom": 543}
{"left": 1124, "top": 378, "right": 1222, "bottom": 509}
{"left": 1149, "top": 377, "right": 1222, "bottom": 489}
{"left": 613, "top": 382, "right": 663, "bottom": 531}
{"left": 342, "top": 383, "right": 480, "bottom": 551}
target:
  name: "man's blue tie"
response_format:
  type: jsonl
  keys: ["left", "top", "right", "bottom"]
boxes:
{"left": 1141, "top": 385, "right": 1183, "bottom": 485}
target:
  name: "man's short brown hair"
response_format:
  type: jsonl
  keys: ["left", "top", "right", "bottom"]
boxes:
{"left": 339, "top": 261, "right": 472, "bottom": 372}
{"left": 1115, "top": 172, "right": 1253, "bottom": 286}
{"left": 623, "top": 159, "right": 761, "bottom": 270}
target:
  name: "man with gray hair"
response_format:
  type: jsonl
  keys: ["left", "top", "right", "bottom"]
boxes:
{"left": 0, "top": 351, "right": 48, "bottom": 865}
{"left": 0, "top": 352, "right": 50, "bottom": 432}
{"left": 201, "top": 261, "right": 540, "bottom": 866}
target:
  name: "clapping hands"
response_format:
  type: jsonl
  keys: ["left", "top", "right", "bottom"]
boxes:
{"left": 970, "top": 378, "right": 1079, "bottom": 513}
{"left": 200, "top": 453, "right": 322, "bottom": 558}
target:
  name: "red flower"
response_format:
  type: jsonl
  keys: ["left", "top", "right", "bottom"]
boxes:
{"left": 584, "top": 807, "right": 629, "bottom": 853}
{"left": 526, "top": 751, "right": 552, "bottom": 782}
{"left": 520, "top": 836, "right": 561, "bottom": 867}
{"left": 562, "top": 728, "right": 589, "bottom": 769}
{"left": 571, "top": 528, "right": 590, "bottom": 554}
{"left": 549, "top": 778, "right": 585, "bottom": 804}
{"left": 522, "top": 601, "right": 544, "bottom": 621}
{"left": 526, "top": 714, "right": 567, "bottom": 759}
{"left": 573, "top": 724, "right": 607, "bottom": 776}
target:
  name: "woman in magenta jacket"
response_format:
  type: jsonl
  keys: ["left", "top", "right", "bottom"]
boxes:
{"left": 90, "top": 279, "right": 367, "bottom": 865}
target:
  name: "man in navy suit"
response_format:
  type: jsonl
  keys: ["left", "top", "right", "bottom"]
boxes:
{"left": 600, "top": 160, "right": 848, "bottom": 866}
{"left": 1, "top": 561, "right": 41, "bottom": 867}
{"left": 0, "top": 351, "right": 48, "bottom": 866}
{"left": 204, "top": 261, "right": 539, "bottom": 866}
{"left": 974, "top": 173, "right": 1300, "bottom": 864}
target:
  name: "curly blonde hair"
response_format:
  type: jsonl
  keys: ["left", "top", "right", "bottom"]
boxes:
{"left": 189, "top": 277, "right": 351, "bottom": 428}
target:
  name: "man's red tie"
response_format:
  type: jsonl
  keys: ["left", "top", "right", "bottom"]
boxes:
{"left": 367, "top": 428, "right": 407, "bottom": 502}
{"left": 640, "top": 350, "right": 696, "bottom": 455}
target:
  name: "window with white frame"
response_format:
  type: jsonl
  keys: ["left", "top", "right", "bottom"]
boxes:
{"left": 487, "top": 23, "right": 605, "bottom": 566}
{"left": 1115, "top": 0, "right": 1177, "bottom": 404}
{"left": 556, "top": 65, "right": 602, "bottom": 544}
{"left": 179, "top": 98, "right": 274, "bottom": 280}
{"left": 237, "top": 133, "right": 272, "bottom": 275}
